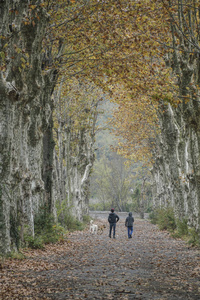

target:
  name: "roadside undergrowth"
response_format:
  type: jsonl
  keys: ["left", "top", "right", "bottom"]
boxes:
{"left": 149, "top": 206, "right": 200, "bottom": 247}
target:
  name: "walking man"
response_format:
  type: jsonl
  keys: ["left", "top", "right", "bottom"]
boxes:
{"left": 108, "top": 208, "right": 119, "bottom": 238}
{"left": 125, "top": 212, "right": 134, "bottom": 238}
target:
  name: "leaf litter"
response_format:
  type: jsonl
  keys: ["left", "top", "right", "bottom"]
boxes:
{"left": 1, "top": 218, "right": 200, "bottom": 299}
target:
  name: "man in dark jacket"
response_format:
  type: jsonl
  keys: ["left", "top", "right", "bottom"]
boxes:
{"left": 108, "top": 208, "right": 119, "bottom": 238}
{"left": 125, "top": 212, "right": 134, "bottom": 238}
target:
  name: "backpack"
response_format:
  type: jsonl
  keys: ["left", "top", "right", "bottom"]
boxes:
{"left": 108, "top": 213, "right": 117, "bottom": 223}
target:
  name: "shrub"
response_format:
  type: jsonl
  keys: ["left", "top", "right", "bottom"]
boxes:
{"left": 61, "top": 212, "right": 83, "bottom": 231}
{"left": 69, "top": 219, "right": 85, "bottom": 231}
{"left": 171, "top": 219, "right": 188, "bottom": 239}
{"left": 149, "top": 210, "right": 158, "bottom": 224}
{"left": 62, "top": 211, "right": 75, "bottom": 228}
{"left": 157, "top": 207, "right": 176, "bottom": 231}
{"left": 149, "top": 207, "right": 200, "bottom": 247}
{"left": 34, "top": 208, "right": 55, "bottom": 236}
{"left": 24, "top": 236, "right": 45, "bottom": 249}
{"left": 56, "top": 201, "right": 87, "bottom": 231}
{"left": 149, "top": 207, "right": 176, "bottom": 231}
{"left": 42, "top": 224, "right": 67, "bottom": 244}
{"left": 24, "top": 206, "right": 67, "bottom": 249}
{"left": 176, "top": 218, "right": 188, "bottom": 236}
{"left": 82, "top": 215, "right": 91, "bottom": 224}
{"left": 5, "top": 251, "right": 25, "bottom": 260}
{"left": 188, "top": 227, "right": 200, "bottom": 247}
{"left": 146, "top": 206, "right": 153, "bottom": 213}
{"left": 52, "top": 224, "right": 67, "bottom": 239}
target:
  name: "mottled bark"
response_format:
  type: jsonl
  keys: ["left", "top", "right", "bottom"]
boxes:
{"left": 53, "top": 82, "right": 99, "bottom": 221}
{"left": 151, "top": 0, "right": 200, "bottom": 233}
{"left": 69, "top": 129, "right": 96, "bottom": 220}
{"left": 152, "top": 98, "right": 200, "bottom": 231}
{"left": 43, "top": 111, "right": 57, "bottom": 218}
{"left": 0, "top": 1, "right": 55, "bottom": 254}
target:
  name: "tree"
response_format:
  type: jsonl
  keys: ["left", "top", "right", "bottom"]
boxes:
{"left": 0, "top": 0, "right": 96, "bottom": 254}
{"left": 108, "top": 0, "right": 200, "bottom": 233}
{"left": 151, "top": 0, "right": 200, "bottom": 233}
{"left": 3, "top": 0, "right": 199, "bottom": 255}
{"left": 91, "top": 153, "right": 136, "bottom": 211}
{"left": 111, "top": 86, "right": 159, "bottom": 164}
{"left": 53, "top": 79, "right": 103, "bottom": 220}
{"left": 0, "top": 0, "right": 56, "bottom": 254}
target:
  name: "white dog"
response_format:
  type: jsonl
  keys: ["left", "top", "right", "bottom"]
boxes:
{"left": 89, "top": 220, "right": 98, "bottom": 234}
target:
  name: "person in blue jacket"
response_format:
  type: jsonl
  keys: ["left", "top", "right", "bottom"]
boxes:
{"left": 108, "top": 208, "right": 119, "bottom": 238}
{"left": 125, "top": 212, "right": 134, "bottom": 238}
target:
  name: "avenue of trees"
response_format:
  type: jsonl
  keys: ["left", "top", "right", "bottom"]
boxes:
{"left": 0, "top": 0, "right": 200, "bottom": 254}
{"left": 89, "top": 99, "right": 152, "bottom": 214}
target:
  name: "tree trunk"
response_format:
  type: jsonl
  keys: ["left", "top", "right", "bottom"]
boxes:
{"left": 0, "top": 1, "right": 56, "bottom": 254}
{"left": 151, "top": 0, "right": 200, "bottom": 233}
{"left": 140, "top": 178, "right": 146, "bottom": 219}
{"left": 43, "top": 112, "right": 57, "bottom": 219}
{"left": 52, "top": 82, "right": 100, "bottom": 222}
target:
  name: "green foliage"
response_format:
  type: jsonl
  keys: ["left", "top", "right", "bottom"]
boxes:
{"left": 176, "top": 218, "right": 188, "bottom": 236}
{"left": 188, "top": 228, "right": 200, "bottom": 247}
{"left": 43, "top": 223, "right": 66, "bottom": 244}
{"left": 157, "top": 207, "right": 176, "bottom": 231}
{"left": 171, "top": 218, "right": 189, "bottom": 239}
{"left": 56, "top": 200, "right": 88, "bottom": 231}
{"left": 90, "top": 153, "right": 136, "bottom": 211}
{"left": 89, "top": 202, "right": 112, "bottom": 211}
{"left": 146, "top": 206, "right": 153, "bottom": 213}
{"left": 82, "top": 215, "right": 91, "bottom": 223}
{"left": 63, "top": 213, "right": 85, "bottom": 231}
{"left": 149, "top": 207, "right": 176, "bottom": 231}
{"left": 149, "top": 210, "right": 158, "bottom": 225}
{"left": 149, "top": 207, "right": 200, "bottom": 247}
{"left": 34, "top": 208, "right": 55, "bottom": 236}
{"left": 5, "top": 251, "right": 25, "bottom": 260}
{"left": 24, "top": 236, "right": 44, "bottom": 250}
{"left": 24, "top": 206, "right": 67, "bottom": 249}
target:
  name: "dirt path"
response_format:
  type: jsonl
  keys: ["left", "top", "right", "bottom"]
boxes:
{"left": 1, "top": 218, "right": 200, "bottom": 299}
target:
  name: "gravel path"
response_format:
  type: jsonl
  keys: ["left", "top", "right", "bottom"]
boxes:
{"left": 1, "top": 217, "right": 200, "bottom": 299}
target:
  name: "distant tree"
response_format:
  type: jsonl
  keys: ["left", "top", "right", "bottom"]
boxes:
{"left": 91, "top": 153, "right": 136, "bottom": 211}
{"left": 53, "top": 79, "right": 103, "bottom": 220}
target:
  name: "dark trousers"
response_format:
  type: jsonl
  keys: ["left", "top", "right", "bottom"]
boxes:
{"left": 109, "top": 223, "right": 116, "bottom": 237}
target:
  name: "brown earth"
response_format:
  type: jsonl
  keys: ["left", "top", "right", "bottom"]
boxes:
{"left": 1, "top": 217, "right": 200, "bottom": 299}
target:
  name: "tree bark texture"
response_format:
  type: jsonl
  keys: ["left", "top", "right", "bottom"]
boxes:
{"left": 151, "top": 0, "right": 200, "bottom": 233}
{"left": 0, "top": 1, "right": 55, "bottom": 254}
{"left": 53, "top": 82, "right": 99, "bottom": 221}
{"left": 53, "top": 117, "right": 97, "bottom": 221}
